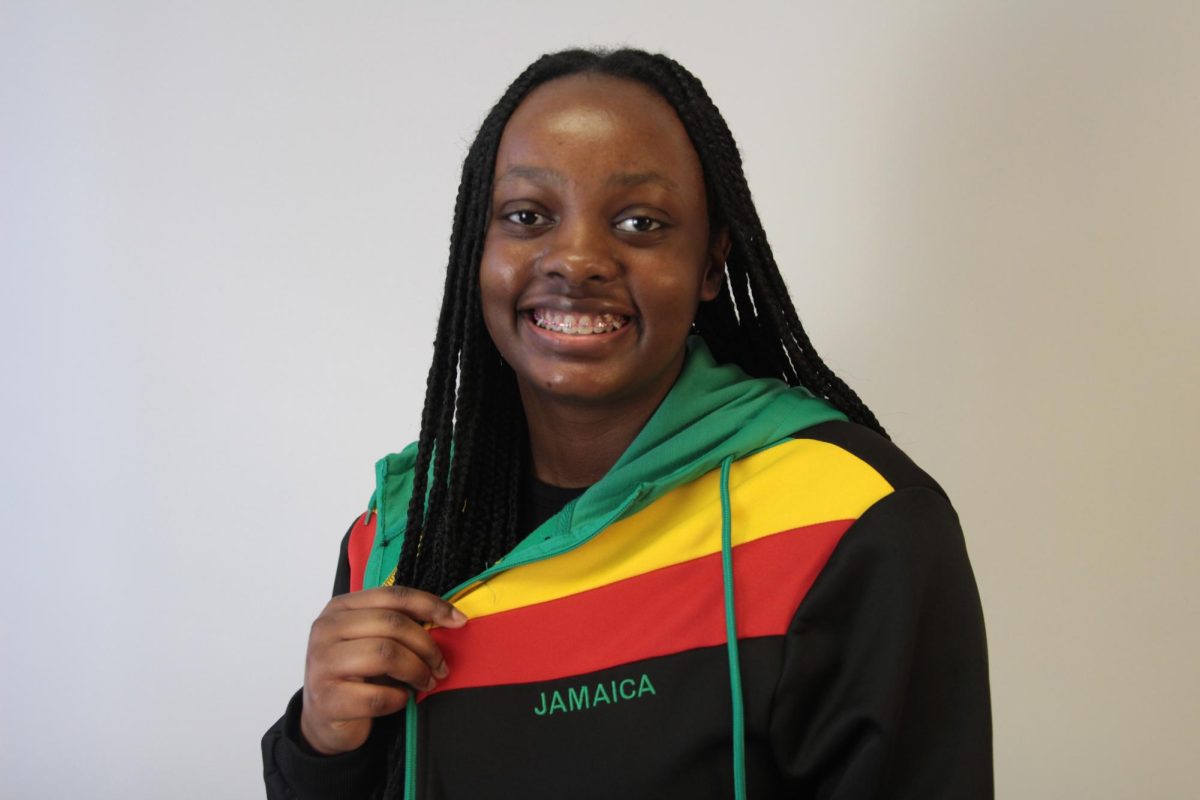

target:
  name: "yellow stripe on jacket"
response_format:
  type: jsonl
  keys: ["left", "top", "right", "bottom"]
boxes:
{"left": 450, "top": 438, "right": 893, "bottom": 620}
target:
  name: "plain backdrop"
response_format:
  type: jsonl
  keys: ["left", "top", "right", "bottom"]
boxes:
{"left": 2, "top": 1, "right": 1197, "bottom": 798}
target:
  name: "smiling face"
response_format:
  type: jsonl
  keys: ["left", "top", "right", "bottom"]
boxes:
{"left": 480, "top": 74, "right": 727, "bottom": 419}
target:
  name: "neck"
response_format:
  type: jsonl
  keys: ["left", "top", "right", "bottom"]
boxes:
{"left": 518, "top": 363, "right": 684, "bottom": 489}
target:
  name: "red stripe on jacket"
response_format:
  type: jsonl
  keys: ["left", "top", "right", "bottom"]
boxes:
{"left": 423, "top": 518, "right": 852, "bottom": 695}
{"left": 348, "top": 512, "right": 376, "bottom": 593}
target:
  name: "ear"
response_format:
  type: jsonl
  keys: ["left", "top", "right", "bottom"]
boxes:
{"left": 700, "top": 227, "right": 731, "bottom": 302}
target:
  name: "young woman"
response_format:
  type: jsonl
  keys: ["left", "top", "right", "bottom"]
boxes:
{"left": 262, "top": 48, "right": 992, "bottom": 799}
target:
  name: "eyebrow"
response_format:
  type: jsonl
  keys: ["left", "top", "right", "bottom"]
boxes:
{"left": 496, "top": 165, "right": 678, "bottom": 193}
{"left": 497, "top": 165, "right": 565, "bottom": 186}
{"left": 606, "top": 171, "right": 678, "bottom": 192}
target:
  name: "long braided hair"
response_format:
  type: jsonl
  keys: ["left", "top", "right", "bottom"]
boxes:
{"left": 377, "top": 47, "right": 885, "bottom": 797}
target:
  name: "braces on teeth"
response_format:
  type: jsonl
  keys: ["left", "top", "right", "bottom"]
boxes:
{"left": 533, "top": 310, "right": 628, "bottom": 335}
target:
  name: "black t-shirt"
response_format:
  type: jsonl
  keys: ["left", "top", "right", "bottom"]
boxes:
{"left": 515, "top": 471, "right": 589, "bottom": 537}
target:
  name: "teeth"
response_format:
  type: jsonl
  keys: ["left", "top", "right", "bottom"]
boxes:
{"left": 532, "top": 309, "right": 629, "bottom": 335}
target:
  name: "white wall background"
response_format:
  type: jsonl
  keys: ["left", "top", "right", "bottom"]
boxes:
{"left": 2, "top": 1, "right": 1196, "bottom": 797}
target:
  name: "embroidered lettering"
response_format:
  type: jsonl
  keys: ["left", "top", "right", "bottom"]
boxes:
{"left": 567, "top": 685, "right": 590, "bottom": 711}
{"left": 532, "top": 673, "right": 656, "bottom": 716}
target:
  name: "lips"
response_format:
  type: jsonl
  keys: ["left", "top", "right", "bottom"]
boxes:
{"left": 530, "top": 308, "right": 631, "bottom": 335}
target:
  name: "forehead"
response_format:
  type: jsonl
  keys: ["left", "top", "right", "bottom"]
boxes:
{"left": 495, "top": 74, "right": 704, "bottom": 189}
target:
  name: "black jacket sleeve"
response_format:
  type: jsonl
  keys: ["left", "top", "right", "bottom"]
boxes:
{"left": 769, "top": 486, "right": 993, "bottom": 798}
{"left": 261, "top": 523, "right": 393, "bottom": 800}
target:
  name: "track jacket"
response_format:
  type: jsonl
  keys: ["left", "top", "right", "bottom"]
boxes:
{"left": 262, "top": 338, "right": 992, "bottom": 799}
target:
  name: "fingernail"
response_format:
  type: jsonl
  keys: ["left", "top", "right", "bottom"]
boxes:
{"left": 434, "top": 661, "right": 450, "bottom": 679}
{"left": 450, "top": 608, "right": 468, "bottom": 625}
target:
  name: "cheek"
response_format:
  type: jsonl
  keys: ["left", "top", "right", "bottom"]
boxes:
{"left": 634, "top": 256, "right": 716, "bottom": 316}
{"left": 478, "top": 230, "right": 528, "bottom": 293}
{"left": 478, "top": 254, "right": 522, "bottom": 347}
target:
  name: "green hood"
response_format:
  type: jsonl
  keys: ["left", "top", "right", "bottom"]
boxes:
{"left": 361, "top": 336, "right": 847, "bottom": 593}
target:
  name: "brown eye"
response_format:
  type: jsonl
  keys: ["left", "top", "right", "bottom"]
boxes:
{"left": 615, "top": 216, "right": 664, "bottom": 233}
{"left": 505, "top": 210, "right": 552, "bottom": 226}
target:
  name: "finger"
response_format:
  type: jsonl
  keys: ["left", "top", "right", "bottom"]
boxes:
{"left": 307, "top": 679, "right": 410, "bottom": 723}
{"left": 316, "top": 637, "right": 438, "bottom": 692}
{"left": 315, "top": 607, "right": 449, "bottom": 678}
{"left": 326, "top": 585, "right": 468, "bottom": 629}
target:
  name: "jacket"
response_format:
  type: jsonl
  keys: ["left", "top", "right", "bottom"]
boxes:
{"left": 263, "top": 337, "right": 992, "bottom": 798}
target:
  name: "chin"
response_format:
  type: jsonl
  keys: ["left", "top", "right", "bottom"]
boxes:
{"left": 537, "top": 376, "right": 624, "bottom": 405}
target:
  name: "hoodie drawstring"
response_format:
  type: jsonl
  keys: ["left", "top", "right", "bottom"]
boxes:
{"left": 404, "top": 691, "right": 418, "bottom": 800}
{"left": 719, "top": 456, "right": 748, "bottom": 800}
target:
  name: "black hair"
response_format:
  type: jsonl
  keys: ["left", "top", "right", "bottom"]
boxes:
{"left": 377, "top": 47, "right": 885, "bottom": 797}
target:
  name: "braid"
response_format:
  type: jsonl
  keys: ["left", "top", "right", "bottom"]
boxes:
{"left": 379, "top": 46, "right": 886, "bottom": 798}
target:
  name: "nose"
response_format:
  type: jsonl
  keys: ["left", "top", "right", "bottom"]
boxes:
{"left": 536, "top": 217, "right": 618, "bottom": 285}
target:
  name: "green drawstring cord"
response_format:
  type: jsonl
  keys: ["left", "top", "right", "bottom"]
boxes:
{"left": 720, "top": 456, "right": 748, "bottom": 800}
{"left": 404, "top": 691, "right": 418, "bottom": 800}
{"left": 402, "top": 461, "right": 749, "bottom": 800}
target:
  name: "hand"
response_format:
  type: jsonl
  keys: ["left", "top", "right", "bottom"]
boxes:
{"left": 299, "top": 585, "right": 468, "bottom": 755}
